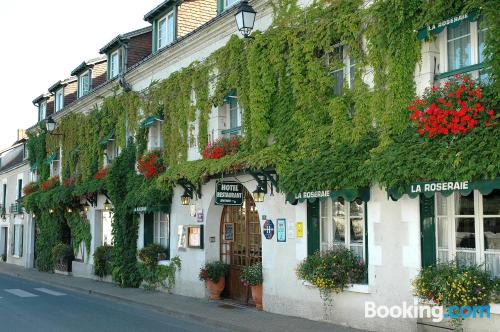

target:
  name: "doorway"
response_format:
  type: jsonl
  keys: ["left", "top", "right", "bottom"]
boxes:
{"left": 220, "top": 187, "right": 262, "bottom": 305}
{"left": 1, "top": 227, "right": 7, "bottom": 258}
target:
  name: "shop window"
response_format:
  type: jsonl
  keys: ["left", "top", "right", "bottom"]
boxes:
{"left": 319, "top": 198, "right": 366, "bottom": 261}
{"left": 435, "top": 190, "right": 500, "bottom": 277}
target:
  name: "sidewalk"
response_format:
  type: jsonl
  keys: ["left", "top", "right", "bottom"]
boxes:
{"left": 0, "top": 263, "right": 364, "bottom": 332}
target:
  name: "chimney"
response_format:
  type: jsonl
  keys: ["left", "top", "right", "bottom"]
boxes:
{"left": 17, "top": 129, "right": 27, "bottom": 141}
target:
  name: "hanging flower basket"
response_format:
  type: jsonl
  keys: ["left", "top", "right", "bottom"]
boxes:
{"left": 137, "top": 150, "right": 166, "bottom": 179}
{"left": 41, "top": 176, "right": 60, "bottom": 192}
{"left": 408, "top": 74, "right": 496, "bottom": 138}
{"left": 23, "top": 182, "right": 39, "bottom": 196}
{"left": 202, "top": 135, "right": 241, "bottom": 160}
{"left": 94, "top": 167, "right": 110, "bottom": 181}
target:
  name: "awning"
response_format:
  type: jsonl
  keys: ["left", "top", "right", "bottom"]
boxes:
{"left": 100, "top": 132, "right": 115, "bottom": 146}
{"left": 286, "top": 188, "right": 370, "bottom": 204}
{"left": 388, "top": 178, "right": 500, "bottom": 200}
{"left": 133, "top": 204, "right": 170, "bottom": 213}
{"left": 139, "top": 116, "right": 163, "bottom": 129}
{"left": 417, "top": 11, "right": 479, "bottom": 40}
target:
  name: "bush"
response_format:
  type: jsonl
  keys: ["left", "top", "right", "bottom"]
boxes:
{"left": 296, "top": 247, "right": 366, "bottom": 297}
{"left": 199, "top": 261, "right": 229, "bottom": 283}
{"left": 240, "top": 263, "right": 263, "bottom": 286}
{"left": 139, "top": 256, "right": 181, "bottom": 291}
{"left": 93, "top": 245, "right": 113, "bottom": 278}
{"left": 51, "top": 243, "right": 73, "bottom": 270}
{"left": 138, "top": 243, "right": 167, "bottom": 268}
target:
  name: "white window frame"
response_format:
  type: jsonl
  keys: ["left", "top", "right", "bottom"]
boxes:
{"left": 435, "top": 190, "right": 500, "bottom": 277}
{"left": 157, "top": 11, "right": 175, "bottom": 50}
{"left": 38, "top": 101, "right": 47, "bottom": 121}
{"left": 109, "top": 50, "right": 120, "bottom": 79}
{"left": 55, "top": 88, "right": 64, "bottom": 112}
{"left": 330, "top": 45, "right": 355, "bottom": 96}
{"left": 224, "top": 0, "right": 240, "bottom": 10}
{"left": 50, "top": 149, "right": 61, "bottom": 178}
{"left": 147, "top": 121, "right": 163, "bottom": 151}
{"left": 154, "top": 212, "right": 169, "bottom": 250}
{"left": 78, "top": 70, "right": 91, "bottom": 97}
{"left": 319, "top": 198, "right": 366, "bottom": 262}
{"left": 104, "top": 140, "right": 119, "bottom": 166}
{"left": 227, "top": 96, "right": 242, "bottom": 130}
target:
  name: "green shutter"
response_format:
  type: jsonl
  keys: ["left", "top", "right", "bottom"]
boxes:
{"left": 144, "top": 212, "right": 154, "bottom": 246}
{"left": 152, "top": 19, "right": 158, "bottom": 53}
{"left": 420, "top": 195, "right": 436, "bottom": 267}
{"left": 307, "top": 200, "right": 320, "bottom": 256}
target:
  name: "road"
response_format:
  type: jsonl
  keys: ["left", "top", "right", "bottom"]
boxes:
{"left": 0, "top": 273, "right": 228, "bottom": 332}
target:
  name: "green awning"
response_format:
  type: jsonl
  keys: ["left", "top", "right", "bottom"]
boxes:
{"left": 133, "top": 204, "right": 170, "bottom": 213}
{"left": 417, "top": 11, "right": 479, "bottom": 40}
{"left": 100, "top": 132, "right": 115, "bottom": 146}
{"left": 139, "top": 116, "right": 162, "bottom": 129}
{"left": 388, "top": 178, "right": 500, "bottom": 200}
{"left": 286, "top": 188, "right": 370, "bottom": 204}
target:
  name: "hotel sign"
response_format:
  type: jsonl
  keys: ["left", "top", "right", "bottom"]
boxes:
{"left": 410, "top": 181, "right": 469, "bottom": 194}
{"left": 294, "top": 190, "right": 330, "bottom": 200}
{"left": 215, "top": 182, "right": 244, "bottom": 206}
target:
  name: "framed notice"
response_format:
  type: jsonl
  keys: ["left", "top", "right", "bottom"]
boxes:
{"left": 296, "top": 221, "right": 304, "bottom": 238}
{"left": 188, "top": 225, "right": 204, "bottom": 249}
{"left": 177, "top": 225, "right": 187, "bottom": 249}
{"left": 277, "top": 218, "right": 286, "bottom": 242}
{"left": 224, "top": 223, "right": 234, "bottom": 241}
{"left": 287, "top": 221, "right": 296, "bottom": 239}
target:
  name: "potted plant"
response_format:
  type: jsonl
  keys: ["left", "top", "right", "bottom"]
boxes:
{"left": 240, "top": 262, "right": 263, "bottom": 310}
{"left": 52, "top": 243, "right": 74, "bottom": 274}
{"left": 199, "top": 261, "right": 229, "bottom": 300}
{"left": 1, "top": 254, "right": 6, "bottom": 262}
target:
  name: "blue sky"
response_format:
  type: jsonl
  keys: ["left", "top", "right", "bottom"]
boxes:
{"left": 0, "top": 0, "right": 160, "bottom": 149}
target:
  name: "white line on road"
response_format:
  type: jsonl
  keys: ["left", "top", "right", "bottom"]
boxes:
{"left": 5, "top": 289, "right": 38, "bottom": 298}
{"left": 34, "top": 288, "right": 66, "bottom": 296}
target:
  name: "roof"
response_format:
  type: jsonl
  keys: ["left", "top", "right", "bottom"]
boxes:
{"left": 32, "top": 93, "right": 52, "bottom": 106}
{"left": 48, "top": 77, "right": 77, "bottom": 93}
{"left": 99, "top": 26, "right": 152, "bottom": 54}
{"left": 0, "top": 143, "right": 25, "bottom": 173}
{"left": 70, "top": 56, "right": 106, "bottom": 76}
{"left": 144, "top": 0, "right": 176, "bottom": 22}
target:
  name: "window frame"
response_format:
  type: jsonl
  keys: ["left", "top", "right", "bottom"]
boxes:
{"left": 157, "top": 10, "right": 175, "bottom": 50}
{"left": 330, "top": 45, "right": 356, "bottom": 97}
{"left": 435, "top": 190, "right": 500, "bottom": 277}
{"left": 38, "top": 101, "right": 47, "bottom": 122}
{"left": 109, "top": 50, "right": 120, "bottom": 79}
{"left": 153, "top": 212, "right": 170, "bottom": 251}
{"left": 55, "top": 88, "right": 64, "bottom": 112}
{"left": 13, "top": 224, "right": 23, "bottom": 257}
{"left": 78, "top": 70, "right": 91, "bottom": 97}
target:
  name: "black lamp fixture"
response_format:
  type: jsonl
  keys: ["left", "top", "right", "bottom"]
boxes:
{"left": 181, "top": 189, "right": 193, "bottom": 206}
{"left": 45, "top": 116, "right": 62, "bottom": 136}
{"left": 252, "top": 184, "right": 265, "bottom": 203}
{"left": 235, "top": 0, "right": 256, "bottom": 38}
{"left": 104, "top": 199, "right": 112, "bottom": 211}
{"left": 83, "top": 202, "right": 91, "bottom": 213}
{"left": 179, "top": 179, "right": 201, "bottom": 206}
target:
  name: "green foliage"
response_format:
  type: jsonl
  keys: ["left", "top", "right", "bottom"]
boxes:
{"left": 26, "top": 127, "right": 49, "bottom": 183}
{"left": 51, "top": 243, "right": 73, "bottom": 267}
{"left": 199, "top": 261, "right": 229, "bottom": 283}
{"left": 65, "top": 212, "right": 91, "bottom": 257}
{"left": 34, "top": 210, "right": 64, "bottom": 272}
{"left": 139, "top": 256, "right": 181, "bottom": 292}
{"left": 93, "top": 245, "right": 113, "bottom": 278}
{"left": 240, "top": 262, "right": 263, "bottom": 286}
{"left": 138, "top": 244, "right": 167, "bottom": 268}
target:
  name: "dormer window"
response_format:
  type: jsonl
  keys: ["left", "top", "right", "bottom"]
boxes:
{"left": 109, "top": 50, "right": 120, "bottom": 79}
{"left": 220, "top": 0, "right": 240, "bottom": 12}
{"left": 78, "top": 71, "right": 91, "bottom": 97}
{"left": 55, "top": 88, "right": 64, "bottom": 112}
{"left": 158, "top": 11, "right": 175, "bottom": 49}
{"left": 38, "top": 101, "right": 47, "bottom": 122}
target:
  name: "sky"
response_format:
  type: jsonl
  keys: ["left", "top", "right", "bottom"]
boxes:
{"left": 0, "top": 0, "right": 160, "bottom": 150}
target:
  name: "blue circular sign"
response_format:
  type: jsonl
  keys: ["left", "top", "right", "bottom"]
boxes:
{"left": 263, "top": 220, "right": 274, "bottom": 239}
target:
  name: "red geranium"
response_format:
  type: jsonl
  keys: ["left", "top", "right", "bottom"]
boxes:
{"left": 202, "top": 135, "right": 241, "bottom": 160}
{"left": 22, "top": 182, "right": 39, "bottom": 196}
{"left": 63, "top": 175, "right": 80, "bottom": 188}
{"left": 94, "top": 167, "right": 109, "bottom": 181}
{"left": 41, "top": 176, "right": 60, "bottom": 192}
{"left": 137, "top": 150, "right": 166, "bottom": 179}
{"left": 408, "top": 74, "right": 496, "bottom": 138}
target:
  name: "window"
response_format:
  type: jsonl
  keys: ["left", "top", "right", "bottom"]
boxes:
{"left": 319, "top": 198, "right": 366, "bottom": 261}
{"left": 38, "top": 101, "right": 47, "bottom": 122}
{"left": 12, "top": 224, "right": 23, "bottom": 257}
{"left": 158, "top": 12, "right": 175, "bottom": 50}
{"left": 105, "top": 140, "right": 119, "bottom": 165}
{"left": 330, "top": 45, "right": 355, "bottom": 96}
{"left": 447, "top": 21, "right": 471, "bottom": 71}
{"left": 2, "top": 183, "right": 6, "bottom": 210}
{"left": 79, "top": 71, "right": 91, "bottom": 97}
{"left": 109, "top": 50, "right": 120, "bottom": 79}
{"left": 50, "top": 149, "right": 61, "bottom": 177}
{"left": 147, "top": 121, "right": 163, "bottom": 151}
{"left": 224, "top": 0, "right": 239, "bottom": 10}
{"left": 154, "top": 212, "right": 170, "bottom": 252}
{"left": 55, "top": 89, "right": 64, "bottom": 112}
{"left": 17, "top": 178, "right": 22, "bottom": 201}
{"left": 435, "top": 190, "right": 500, "bottom": 277}
{"left": 102, "top": 211, "right": 113, "bottom": 246}
{"left": 477, "top": 17, "right": 489, "bottom": 82}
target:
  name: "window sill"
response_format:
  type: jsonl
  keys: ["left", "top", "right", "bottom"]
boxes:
{"left": 434, "top": 62, "right": 484, "bottom": 81}
{"left": 301, "top": 280, "right": 370, "bottom": 293}
{"left": 221, "top": 127, "right": 241, "bottom": 136}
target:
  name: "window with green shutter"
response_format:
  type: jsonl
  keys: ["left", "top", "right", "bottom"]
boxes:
{"left": 420, "top": 195, "right": 436, "bottom": 268}
{"left": 307, "top": 200, "right": 320, "bottom": 256}
{"left": 144, "top": 212, "right": 154, "bottom": 247}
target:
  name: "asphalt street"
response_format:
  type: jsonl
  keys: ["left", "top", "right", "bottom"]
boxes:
{"left": 0, "top": 273, "right": 228, "bottom": 332}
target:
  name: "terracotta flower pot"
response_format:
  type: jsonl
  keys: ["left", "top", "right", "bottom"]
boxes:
{"left": 251, "top": 284, "right": 263, "bottom": 310}
{"left": 206, "top": 277, "right": 225, "bottom": 300}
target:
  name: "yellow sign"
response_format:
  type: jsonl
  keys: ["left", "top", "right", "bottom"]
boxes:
{"left": 296, "top": 221, "right": 304, "bottom": 238}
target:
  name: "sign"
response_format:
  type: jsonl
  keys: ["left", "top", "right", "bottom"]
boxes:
{"left": 287, "top": 221, "right": 296, "bottom": 239}
{"left": 188, "top": 225, "right": 204, "bottom": 249}
{"left": 190, "top": 204, "right": 196, "bottom": 217}
{"left": 277, "top": 218, "right": 286, "bottom": 242}
{"left": 215, "top": 182, "right": 244, "bottom": 206}
{"left": 223, "top": 223, "right": 234, "bottom": 241}
{"left": 410, "top": 181, "right": 469, "bottom": 194}
{"left": 295, "top": 190, "right": 330, "bottom": 200}
{"left": 296, "top": 222, "right": 304, "bottom": 238}
{"left": 263, "top": 220, "right": 274, "bottom": 239}
{"left": 177, "top": 225, "right": 187, "bottom": 249}
{"left": 196, "top": 209, "right": 204, "bottom": 223}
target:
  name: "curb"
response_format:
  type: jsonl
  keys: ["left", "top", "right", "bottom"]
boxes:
{"left": 0, "top": 269, "right": 256, "bottom": 332}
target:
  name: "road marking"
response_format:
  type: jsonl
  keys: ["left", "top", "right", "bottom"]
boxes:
{"left": 4, "top": 289, "right": 38, "bottom": 298}
{"left": 34, "top": 288, "right": 66, "bottom": 296}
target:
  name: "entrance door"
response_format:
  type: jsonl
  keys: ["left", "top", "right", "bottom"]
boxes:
{"left": 1, "top": 227, "right": 7, "bottom": 257}
{"left": 220, "top": 188, "right": 261, "bottom": 305}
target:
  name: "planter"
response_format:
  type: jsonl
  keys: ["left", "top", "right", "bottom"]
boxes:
{"left": 251, "top": 284, "right": 263, "bottom": 310}
{"left": 205, "top": 277, "right": 225, "bottom": 300}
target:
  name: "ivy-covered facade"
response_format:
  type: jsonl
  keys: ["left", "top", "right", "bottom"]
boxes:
{"left": 19, "top": 0, "right": 499, "bottom": 331}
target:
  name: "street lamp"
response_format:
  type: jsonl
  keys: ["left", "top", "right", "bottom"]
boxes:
{"left": 83, "top": 202, "right": 91, "bottom": 213}
{"left": 235, "top": 0, "right": 256, "bottom": 38}
{"left": 181, "top": 190, "right": 192, "bottom": 206}
{"left": 104, "top": 199, "right": 112, "bottom": 211}
{"left": 46, "top": 116, "right": 56, "bottom": 133}
{"left": 253, "top": 184, "right": 265, "bottom": 203}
